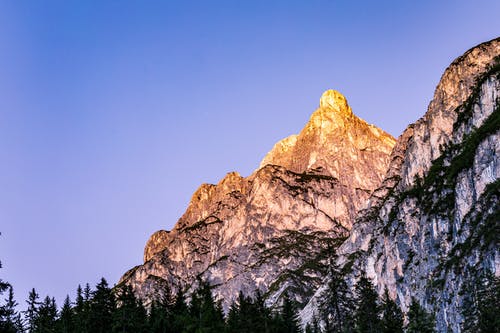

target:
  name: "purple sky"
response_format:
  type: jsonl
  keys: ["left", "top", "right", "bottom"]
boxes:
{"left": 1, "top": 1, "right": 499, "bottom": 308}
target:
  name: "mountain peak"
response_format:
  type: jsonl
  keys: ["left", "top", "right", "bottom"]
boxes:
{"left": 259, "top": 90, "right": 395, "bottom": 188}
{"left": 319, "top": 89, "right": 352, "bottom": 116}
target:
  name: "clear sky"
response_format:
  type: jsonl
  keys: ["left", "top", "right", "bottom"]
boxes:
{"left": 1, "top": 0, "right": 499, "bottom": 309}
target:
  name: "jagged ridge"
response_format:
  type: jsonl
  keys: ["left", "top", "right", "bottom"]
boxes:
{"left": 301, "top": 37, "right": 500, "bottom": 333}
{"left": 119, "top": 90, "right": 395, "bottom": 310}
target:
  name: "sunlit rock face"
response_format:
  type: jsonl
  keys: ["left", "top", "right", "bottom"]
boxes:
{"left": 260, "top": 89, "right": 395, "bottom": 190}
{"left": 301, "top": 38, "right": 500, "bottom": 333}
{"left": 119, "top": 90, "right": 395, "bottom": 310}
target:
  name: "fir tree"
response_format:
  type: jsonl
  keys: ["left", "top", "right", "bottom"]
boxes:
{"left": 88, "top": 278, "right": 115, "bottom": 333}
{"left": 24, "top": 288, "right": 40, "bottom": 333}
{"left": 186, "top": 281, "right": 225, "bottom": 333}
{"left": 405, "top": 298, "right": 435, "bottom": 333}
{"left": 57, "top": 295, "right": 74, "bottom": 333}
{"left": 73, "top": 284, "right": 89, "bottom": 333}
{"left": 462, "top": 271, "right": 500, "bottom": 333}
{"left": 33, "top": 296, "right": 57, "bottom": 333}
{"left": 148, "top": 283, "right": 176, "bottom": 333}
{"left": 112, "top": 284, "right": 147, "bottom": 333}
{"left": 379, "top": 289, "right": 403, "bottom": 333}
{"left": 304, "top": 316, "right": 320, "bottom": 333}
{"left": 226, "top": 290, "right": 273, "bottom": 333}
{"left": 1, "top": 286, "right": 24, "bottom": 333}
{"left": 476, "top": 274, "right": 500, "bottom": 333}
{"left": 279, "top": 293, "right": 302, "bottom": 333}
{"left": 170, "top": 289, "right": 190, "bottom": 333}
{"left": 353, "top": 274, "right": 381, "bottom": 333}
{"left": 319, "top": 261, "right": 354, "bottom": 333}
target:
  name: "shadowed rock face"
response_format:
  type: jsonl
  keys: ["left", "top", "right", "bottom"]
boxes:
{"left": 301, "top": 38, "right": 500, "bottom": 333}
{"left": 119, "top": 90, "right": 395, "bottom": 309}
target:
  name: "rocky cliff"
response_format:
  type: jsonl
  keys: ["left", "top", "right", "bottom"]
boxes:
{"left": 301, "top": 38, "right": 500, "bottom": 332}
{"left": 119, "top": 90, "right": 395, "bottom": 309}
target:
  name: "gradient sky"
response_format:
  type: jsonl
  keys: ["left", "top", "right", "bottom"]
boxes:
{"left": 1, "top": 0, "right": 499, "bottom": 309}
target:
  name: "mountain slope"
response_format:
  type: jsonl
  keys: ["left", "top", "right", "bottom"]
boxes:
{"left": 119, "top": 90, "right": 395, "bottom": 309}
{"left": 302, "top": 37, "right": 500, "bottom": 333}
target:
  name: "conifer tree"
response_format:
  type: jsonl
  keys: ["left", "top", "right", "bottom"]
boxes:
{"left": 57, "top": 295, "right": 74, "bottom": 333}
{"left": 353, "top": 274, "right": 381, "bottom": 333}
{"left": 1, "top": 286, "right": 24, "bottom": 333}
{"left": 319, "top": 261, "right": 354, "bottom": 333}
{"left": 279, "top": 293, "right": 302, "bottom": 333}
{"left": 462, "top": 271, "right": 500, "bottom": 333}
{"left": 226, "top": 290, "right": 272, "bottom": 333}
{"left": 476, "top": 273, "right": 500, "bottom": 333}
{"left": 253, "top": 290, "right": 272, "bottom": 333}
{"left": 379, "top": 289, "right": 403, "bottom": 333}
{"left": 73, "top": 284, "right": 89, "bottom": 333}
{"left": 24, "top": 288, "right": 40, "bottom": 333}
{"left": 88, "top": 278, "right": 115, "bottom": 333}
{"left": 170, "top": 289, "right": 190, "bottom": 333}
{"left": 187, "top": 281, "right": 225, "bottom": 333}
{"left": 405, "top": 298, "right": 435, "bottom": 333}
{"left": 148, "top": 283, "right": 176, "bottom": 333}
{"left": 112, "top": 284, "right": 147, "bottom": 333}
{"left": 304, "top": 316, "right": 321, "bottom": 333}
{"left": 33, "top": 296, "right": 57, "bottom": 333}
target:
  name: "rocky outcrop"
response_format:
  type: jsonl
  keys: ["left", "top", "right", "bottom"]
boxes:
{"left": 301, "top": 38, "right": 500, "bottom": 332}
{"left": 119, "top": 91, "right": 395, "bottom": 310}
{"left": 260, "top": 90, "right": 395, "bottom": 190}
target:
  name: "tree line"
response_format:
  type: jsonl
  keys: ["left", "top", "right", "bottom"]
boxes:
{"left": 1, "top": 254, "right": 498, "bottom": 332}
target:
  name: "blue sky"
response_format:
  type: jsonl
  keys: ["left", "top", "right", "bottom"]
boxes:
{"left": 1, "top": 0, "right": 499, "bottom": 308}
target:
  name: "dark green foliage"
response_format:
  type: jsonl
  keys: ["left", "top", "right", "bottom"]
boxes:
{"left": 405, "top": 298, "right": 436, "bottom": 333}
{"left": 33, "top": 296, "right": 58, "bottom": 333}
{"left": 170, "top": 289, "right": 191, "bottom": 332}
{"left": 73, "top": 284, "right": 89, "bottom": 333}
{"left": 226, "top": 290, "right": 274, "bottom": 333}
{"left": 88, "top": 278, "right": 115, "bottom": 333}
{"left": 0, "top": 286, "right": 24, "bottom": 333}
{"left": 185, "top": 281, "right": 225, "bottom": 333}
{"left": 112, "top": 284, "right": 147, "bottom": 333}
{"left": 461, "top": 271, "right": 500, "bottom": 333}
{"left": 319, "top": 262, "right": 355, "bottom": 333}
{"left": 24, "top": 288, "right": 40, "bottom": 333}
{"left": 147, "top": 284, "right": 175, "bottom": 333}
{"left": 379, "top": 289, "right": 403, "bottom": 333}
{"left": 273, "top": 293, "right": 302, "bottom": 333}
{"left": 353, "top": 275, "right": 381, "bottom": 332}
{"left": 304, "top": 317, "right": 320, "bottom": 333}
{"left": 57, "top": 296, "right": 74, "bottom": 333}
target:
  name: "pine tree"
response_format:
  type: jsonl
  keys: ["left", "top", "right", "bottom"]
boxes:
{"left": 147, "top": 283, "right": 177, "bottom": 333}
{"left": 253, "top": 290, "right": 272, "bottom": 333}
{"left": 33, "top": 296, "right": 57, "bottom": 333}
{"left": 304, "top": 316, "right": 320, "bottom": 333}
{"left": 112, "top": 284, "right": 147, "bottom": 333}
{"left": 1, "top": 286, "right": 24, "bottom": 333}
{"left": 24, "top": 288, "right": 40, "bottom": 333}
{"left": 319, "top": 262, "right": 354, "bottom": 333}
{"left": 187, "top": 281, "right": 225, "bottom": 333}
{"left": 379, "top": 289, "right": 403, "bottom": 333}
{"left": 226, "top": 290, "right": 273, "bottom": 333}
{"left": 462, "top": 272, "right": 500, "bottom": 333}
{"left": 406, "top": 298, "right": 435, "bottom": 333}
{"left": 88, "top": 278, "right": 115, "bottom": 333}
{"left": 353, "top": 274, "right": 381, "bottom": 333}
{"left": 170, "top": 289, "right": 190, "bottom": 333}
{"left": 476, "top": 273, "right": 500, "bottom": 333}
{"left": 73, "top": 284, "right": 89, "bottom": 333}
{"left": 57, "top": 295, "right": 74, "bottom": 333}
{"left": 279, "top": 293, "right": 302, "bottom": 333}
